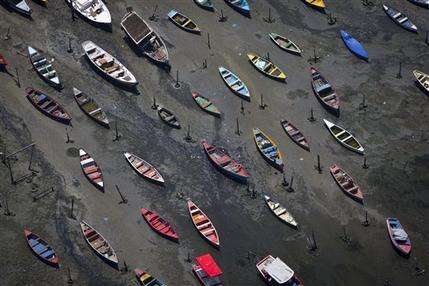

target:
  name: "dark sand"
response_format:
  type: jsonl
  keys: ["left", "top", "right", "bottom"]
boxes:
{"left": 0, "top": 0, "right": 428, "bottom": 285}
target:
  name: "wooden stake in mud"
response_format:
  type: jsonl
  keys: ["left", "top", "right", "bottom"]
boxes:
{"left": 202, "top": 58, "right": 207, "bottom": 69}
{"left": 149, "top": 4, "right": 158, "bottom": 21}
{"left": 315, "top": 155, "right": 322, "bottom": 173}
{"left": 115, "top": 185, "right": 128, "bottom": 204}
{"left": 151, "top": 97, "right": 158, "bottom": 110}
{"left": 4, "top": 26, "right": 11, "bottom": 40}
{"left": 175, "top": 69, "right": 180, "bottom": 88}
{"left": 113, "top": 121, "right": 121, "bottom": 142}
{"left": 359, "top": 93, "right": 368, "bottom": 110}
{"left": 219, "top": 9, "right": 227, "bottom": 22}
{"left": 235, "top": 117, "right": 241, "bottom": 136}
{"left": 207, "top": 33, "right": 211, "bottom": 50}
{"left": 69, "top": 197, "right": 75, "bottom": 219}
{"left": 287, "top": 175, "right": 294, "bottom": 192}
{"left": 264, "top": 7, "right": 275, "bottom": 23}
{"left": 362, "top": 156, "right": 369, "bottom": 169}
{"left": 313, "top": 48, "right": 318, "bottom": 63}
{"left": 186, "top": 252, "right": 191, "bottom": 263}
{"left": 184, "top": 124, "right": 193, "bottom": 142}
{"left": 66, "top": 128, "right": 71, "bottom": 143}
{"left": 341, "top": 225, "right": 350, "bottom": 243}
{"left": 122, "top": 260, "right": 129, "bottom": 273}
{"left": 265, "top": 52, "right": 270, "bottom": 61}
{"left": 396, "top": 61, "right": 402, "bottom": 79}
{"left": 307, "top": 107, "right": 316, "bottom": 122}
{"left": 240, "top": 101, "right": 245, "bottom": 115}
{"left": 15, "top": 67, "right": 20, "bottom": 88}
{"left": 362, "top": 210, "right": 370, "bottom": 227}
{"left": 327, "top": 12, "right": 337, "bottom": 25}
{"left": 67, "top": 267, "right": 73, "bottom": 284}
{"left": 3, "top": 192, "right": 12, "bottom": 216}
{"left": 281, "top": 173, "right": 289, "bottom": 187}
{"left": 67, "top": 37, "right": 73, "bottom": 53}
{"left": 259, "top": 93, "right": 267, "bottom": 109}
{"left": 311, "top": 230, "right": 317, "bottom": 250}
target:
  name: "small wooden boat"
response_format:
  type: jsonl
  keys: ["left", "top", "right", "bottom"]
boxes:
{"left": 135, "top": 268, "right": 167, "bottom": 286}
{"left": 24, "top": 229, "right": 59, "bottom": 267}
{"left": 224, "top": 0, "right": 250, "bottom": 15}
{"left": 187, "top": 200, "right": 220, "bottom": 248}
{"left": 82, "top": 41, "right": 138, "bottom": 87}
{"left": 124, "top": 152, "right": 165, "bottom": 184}
{"left": 302, "top": 0, "right": 326, "bottom": 10}
{"left": 413, "top": 70, "right": 429, "bottom": 94}
{"left": 323, "top": 119, "right": 364, "bottom": 155}
{"left": 247, "top": 53, "right": 286, "bottom": 81}
{"left": 383, "top": 5, "right": 417, "bottom": 33}
{"left": 79, "top": 149, "right": 104, "bottom": 191}
{"left": 264, "top": 195, "right": 298, "bottom": 228}
{"left": 80, "top": 221, "right": 119, "bottom": 268}
{"left": 66, "top": 0, "right": 111, "bottom": 25}
{"left": 28, "top": 46, "right": 62, "bottom": 90}
{"left": 192, "top": 92, "right": 221, "bottom": 117}
{"left": 340, "top": 30, "right": 368, "bottom": 61}
{"left": 269, "top": 33, "right": 302, "bottom": 55}
{"left": 330, "top": 165, "right": 364, "bottom": 203}
{"left": 121, "top": 11, "right": 169, "bottom": 66}
{"left": 386, "top": 218, "right": 412, "bottom": 256}
{"left": 256, "top": 255, "right": 303, "bottom": 286}
{"left": 407, "top": 0, "right": 429, "bottom": 9}
{"left": 141, "top": 208, "right": 179, "bottom": 242}
{"left": 73, "top": 88, "right": 109, "bottom": 128}
{"left": 193, "top": 253, "right": 224, "bottom": 286}
{"left": 157, "top": 105, "right": 181, "bottom": 129}
{"left": 3, "top": 0, "right": 32, "bottom": 16}
{"left": 218, "top": 66, "right": 250, "bottom": 101}
{"left": 168, "top": 10, "right": 201, "bottom": 34}
{"left": 194, "top": 0, "right": 214, "bottom": 11}
{"left": 25, "top": 88, "right": 71, "bottom": 125}
{"left": 311, "top": 67, "right": 340, "bottom": 116}
{"left": 280, "top": 120, "right": 310, "bottom": 151}
{"left": 202, "top": 139, "right": 249, "bottom": 183}
{"left": 253, "top": 128, "right": 283, "bottom": 171}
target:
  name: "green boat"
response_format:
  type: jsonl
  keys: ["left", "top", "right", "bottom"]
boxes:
{"left": 192, "top": 91, "right": 221, "bottom": 117}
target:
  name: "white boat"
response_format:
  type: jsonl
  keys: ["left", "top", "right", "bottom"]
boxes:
{"left": 323, "top": 119, "right": 364, "bottom": 155}
{"left": 3, "top": 0, "right": 32, "bottom": 16}
{"left": 66, "top": 0, "right": 111, "bottom": 25}
{"left": 264, "top": 196, "right": 298, "bottom": 228}
{"left": 82, "top": 40, "right": 138, "bottom": 87}
{"left": 28, "top": 46, "right": 62, "bottom": 89}
{"left": 413, "top": 70, "right": 429, "bottom": 94}
{"left": 256, "top": 255, "right": 303, "bottom": 285}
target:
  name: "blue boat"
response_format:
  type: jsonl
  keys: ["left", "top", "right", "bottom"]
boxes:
{"left": 194, "top": 0, "right": 214, "bottom": 11}
{"left": 224, "top": 0, "right": 250, "bottom": 16}
{"left": 408, "top": 0, "right": 429, "bottom": 8}
{"left": 340, "top": 30, "right": 368, "bottom": 61}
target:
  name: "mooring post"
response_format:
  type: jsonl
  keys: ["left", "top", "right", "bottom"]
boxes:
{"left": 4, "top": 26, "right": 11, "bottom": 40}
{"left": 113, "top": 121, "right": 121, "bottom": 142}
{"left": 66, "top": 128, "right": 71, "bottom": 143}
{"left": 174, "top": 69, "right": 180, "bottom": 88}
{"left": 67, "top": 267, "right": 73, "bottom": 284}
{"left": 115, "top": 185, "right": 127, "bottom": 204}
{"left": 341, "top": 225, "right": 349, "bottom": 243}
{"left": 240, "top": 101, "right": 245, "bottom": 115}
{"left": 316, "top": 155, "right": 322, "bottom": 173}
{"left": 359, "top": 93, "right": 368, "bottom": 110}
{"left": 2, "top": 144, "right": 6, "bottom": 163}
{"left": 259, "top": 93, "right": 266, "bottom": 109}
{"left": 396, "top": 61, "right": 402, "bottom": 79}
{"left": 3, "top": 192, "right": 11, "bottom": 216}
{"left": 151, "top": 97, "right": 158, "bottom": 110}
{"left": 313, "top": 48, "right": 318, "bottom": 63}
{"left": 282, "top": 173, "right": 289, "bottom": 187}
{"left": 235, "top": 117, "right": 240, "bottom": 135}
{"left": 311, "top": 230, "right": 317, "bottom": 250}
{"left": 219, "top": 9, "right": 227, "bottom": 22}
{"left": 207, "top": 32, "right": 211, "bottom": 50}
{"left": 186, "top": 252, "right": 191, "bottom": 263}
{"left": 287, "top": 175, "right": 294, "bottom": 192}
{"left": 184, "top": 124, "right": 192, "bottom": 142}
{"left": 7, "top": 160, "right": 14, "bottom": 184}
{"left": 202, "top": 58, "right": 207, "bottom": 69}
{"left": 362, "top": 210, "right": 370, "bottom": 227}
{"left": 67, "top": 37, "right": 73, "bottom": 53}
{"left": 266, "top": 52, "right": 270, "bottom": 61}
{"left": 15, "top": 67, "right": 20, "bottom": 87}
{"left": 70, "top": 197, "right": 74, "bottom": 219}
{"left": 122, "top": 260, "right": 128, "bottom": 272}
{"left": 362, "top": 156, "right": 369, "bottom": 169}
{"left": 307, "top": 107, "right": 316, "bottom": 122}
{"left": 149, "top": 4, "right": 158, "bottom": 21}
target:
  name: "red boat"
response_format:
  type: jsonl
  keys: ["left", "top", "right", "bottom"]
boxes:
{"left": 140, "top": 208, "right": 179, "bottom": 243}
{"left": 79, "top": 149, "right": 104, "bottom": 191}
{"left": 330, "top": 164, "right": 363, "bottom": 203}
{"left": 201, "top": 140, "right": 249, "bottom": 183}
{"left": 386, "top": 218, "right": 411, "bottom": 256}
{"left": 24, "top": 229, "right": 59, "bottom": 268}
{"left": 188, "top": 200, "right": 220, "bottom": 248}
{"left": 193, "top": 253, "right": 223, "bottom": 286}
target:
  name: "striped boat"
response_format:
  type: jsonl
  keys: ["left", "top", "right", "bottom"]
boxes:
{"left": 383, "top": 5, "right": 418, "bottom": 33}
{"left": 218, "top": 66, "right": 250, "bottom": 101}
{"left": 79, "top": 149, "right": 104, "bottom": 191}
{"left": 188, "top": 200, "right": 220, "bottom": 248}
{"left": 28, "top": 46, "right": 62, "bottom": 90}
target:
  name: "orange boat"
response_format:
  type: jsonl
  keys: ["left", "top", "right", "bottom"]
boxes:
{"left": 187, "top": 200, "right": 219, "bottom": 248}
{"left": 141, "top": 208, "right": 179, "bottom": 243}
{"left": 79, "top": 149, "right": 104, "bottom": 191}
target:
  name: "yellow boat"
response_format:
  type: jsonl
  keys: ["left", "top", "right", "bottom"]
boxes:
{"left": 247, "top": 53, "right": 286, "bottom": 82}
{"left": 304, "top": 0, "right": 326, "bottom": 10}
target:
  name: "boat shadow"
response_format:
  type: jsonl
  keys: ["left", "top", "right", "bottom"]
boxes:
{"left": 65, "top": 3, "right": 112, "bottom": 32}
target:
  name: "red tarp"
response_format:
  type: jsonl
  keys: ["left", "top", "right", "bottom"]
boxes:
{"left": 196, "top": 253, "right": 223, "bottom": 277}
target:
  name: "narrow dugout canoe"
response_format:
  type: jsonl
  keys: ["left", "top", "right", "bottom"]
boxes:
{"left": 224, "top": 0, "right": 250, "bottom": 15}
{"left": 25, "top": 87, "right": 71, "bottom": 125}
{"left": 280, "top": 119, "right": 310, "bottom": 151}
{"left": 168, "top": 10, "right": 201, "bottom": 34}
{"left": 264, "top": 195, "right": 298, "bottom": 228}
{"left": 311, "top": 67, "right": 340, "bottom": 116}
{"left": 79, "top": 149, "right": 104, "bottom": 191}
{"left": 73, "top": 88, "right": 109, "bottom": 128}
{"left": 412, "top": 70, "right": 429, "bottom": 94}
{"left": 192, "top": 92, "right": 221, "bottom": 117}
{"left": 187, "top": 200, "right": 220, "bottom": 248}
{"left": 340, "top": 30, "right": 369, "bottom": 61}
{"left": 157, "top": 105, "right": 181, "bottom": 129}
{"left": 253, "top": 128, "right": 283, "bottom": 171}
{"left": 66, "top": 0, "right": 111, "bottom": 25}
{"left": 330, "top": 164, "right": 364, "bottom": 203}
{"left": 383, "top": 5, "right": 417, "bottom": 33}
{"left": 247, "top": 52, "right": 286, "bottom": 81}
{"left": 24, "top": 229, "right": 59, "bottom": 268}
{"left": 323, "top": 119, "right": 364, "bottom": 155}
{"left": 28, "top": 46, "right": 62, "bottom": 90}
{"left": 141, "top": 208, "right": 179, "bottom": 242}
{"left": 218, "top": 66, "right": 250, "bottom": 100}
{"left": 135, "top": 268, "right": 167, "bottom": 286}
{"left": 386, "top": 218, "right": 412, "bottom": 256}
{"left": 124, "top": 152, "right": 165, "bottom": 184}
{"left": 193, "top": 0, "right": 214, "bottom": 11}
{"left": 269, "top": 33, "right": 302, "bottom": 55}
{"left": 80, "top": 221, "right": 119, "bottom": 268}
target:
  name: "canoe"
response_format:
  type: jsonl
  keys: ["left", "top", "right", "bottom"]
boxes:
{"left": 383, "top": 5, "right": 417, "bottom": 33}
{"left": 311, "top": 67, "right": 340, "bottom": 116}
{"left": 187, "top": 200, "right": 220, "bottom": 248}
{"left": 280, "top": 119, "right": 310, "bottom": 151}
{"left": 413, "top": 70, "right": 429, "bottom": 94}
{"left": 247, "top": 53, "right": 286, "bottom": 81}
{"left": 202, "top": 139, "right": 249, "bottom": 183}
{"left": 135, "top": 268, "right": 167, "bottom": 286}
{"left": 386, "top": 218, "right": 412, "bottom": 256}
{"left": 73, "top": 88, "right": 109, "bottom": 128}
{"left": 253, "top": 128, "right": 284, "bottom": 171}
{"left": 218, "top": 66, "right": 250, "bottom": 101}
{"left": 82, "top": 40, "right": 138, "bottom": 87}
{"left": 24, "top": 229, "right": 59, "bottom": 267}
{"left": 256, "top": 255, "right": 303, "bottom": 286}
{"left": 329, "top": 164, "right": 364, "bottom": 203}
{"left": 80, "top": 221, "right": 119, "bottom": 268}
{"left": 157, "top": 105, "right": 181, "bottom": 129}
{"left": 121, "top": 11, "right": 169, "bottom": 66}
{"left": 340, "top": 30, "right": 368, "bottom": 61}
{"left": 141, "top": 208, "right": 179, "bottom": 242}
{"left": 25, "top": 88, "right": 71, "bottom": 125}
{"left": 407, "top": 0, "right": 429, "bottom": 8}
{"left": 168, "top": 10, "right": 201, "bottom": 34}
{"left": 264, "top": 195, "right": 298, "bottom": 228}
{"left": 323, "top": 119, "right": 364, "bottom": 155}
{"left": 302, "top": 0, "right": 326, "bottom": 10}
{"left": 193, "top": 0, "right": 214, "bottom": 11}
{"left": 3, "top": 0, "right": 32, "bottom": 16}
{"left": 66, "top": 0, "right": 111, "bottom": 25}
{"left": 79, "top": 149, "right": 104, "bottom": 191}
{"left": 124, "top": 152, "right": 165, "bottom": 184}
{"left": 192, "top": 92, "right": 221, "bottom": 117}
{"left": 28, "top": 46, "right": 62, "bottom": 90}
{"left": 224, "top": 0, "right": 250, "bottom": 15}
{"left": 269, "top": 33, "right": 302, "bottom": 56}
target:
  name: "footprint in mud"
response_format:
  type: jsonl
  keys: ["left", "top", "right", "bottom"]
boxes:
{"left": 66, "top": 147, "right": 79, "bottom": 158}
